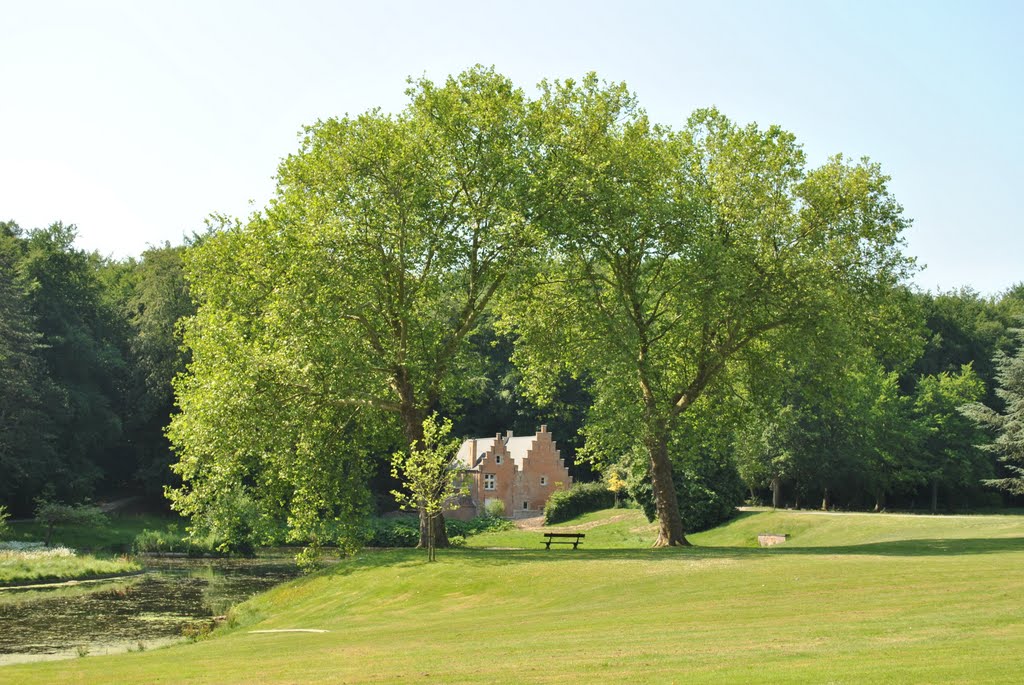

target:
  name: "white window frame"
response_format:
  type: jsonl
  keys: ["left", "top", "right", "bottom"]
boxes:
{"left": 540, "top": 476, "right": 547, "bottom": 486}
{"left": 495, "top": 454, "right": 502, "bottom": 465}
{"left": 522, "top": 501, "right": 529, "bottom": 510}
{"left": 484, "top": 473, "right": 496, "bottom": 491}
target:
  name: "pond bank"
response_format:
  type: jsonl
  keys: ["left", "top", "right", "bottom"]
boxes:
{"left": 0, "top": 569, "right": 145, "bottom": 590}
{"left": 0, "top": 547, "right": 141, "bottom": 586}
{"left": 0, "top": 556, "right": 301, "bottom": 665}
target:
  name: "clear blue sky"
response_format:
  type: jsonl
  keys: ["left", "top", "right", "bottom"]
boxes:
{"left": 2, "top": 0, "right": 1021, "bottom": 295}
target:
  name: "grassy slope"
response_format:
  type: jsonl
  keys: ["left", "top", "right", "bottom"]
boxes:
{"left": 5, "top": 509, "right": 1024, "bottom": 684}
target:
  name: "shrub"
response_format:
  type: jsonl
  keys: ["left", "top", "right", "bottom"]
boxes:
{"left": 544, "top": 482, "right": 615, "bottom": 524}
{"left": 361, "top": 517, "right": 421, "bottom": 547}
{"left": 133, "top": 526, "right": 223, "bottom": 556}
{"left": 626, "top": 455, "right": 744, "bottom": 533}
{"left": 447, "top": 515, "right": 514, "bottom": 536}
{"left": 484, "top": 498, "right": 506, "bottom": 518}
{"left": 360, "top": 515, "right": 513, "bottom": 547}
{"left": 34, "top": 501, "right": 108, "bottom": 546}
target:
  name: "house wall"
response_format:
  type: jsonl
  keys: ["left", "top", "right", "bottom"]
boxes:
{"left": 475, "top": 434, "right": 517, "bottom": 517}
{"left": 511, "top": 427, "right": 572, "bottom": 517}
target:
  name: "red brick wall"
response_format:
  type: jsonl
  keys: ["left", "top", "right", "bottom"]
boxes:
{"left": 512, "top": 427, "right": 572, "bottom": 517}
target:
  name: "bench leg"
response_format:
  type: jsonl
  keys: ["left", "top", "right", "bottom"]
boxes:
{"left": 545, "top": 541, "right": 552, "bottom": 550}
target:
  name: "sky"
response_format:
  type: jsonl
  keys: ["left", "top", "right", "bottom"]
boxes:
{"left": 2, "top": 0, "right": 1021, "bottom": 295}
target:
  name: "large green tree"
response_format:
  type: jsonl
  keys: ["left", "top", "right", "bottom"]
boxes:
{"left": 963, "top": 332, "right": 1024, "bottom": 496}
{"left": 505, "top": 77, "right": 914, "bottom": 545}
{"left": 0, "top": 222, "right": 60, "bottom": 512}
{"left": 168, "top": 67, "right": 538, "bottom": 549}
{"left": 6, "top": 223, "right": 132, "bottom": 504}
{"left": 913, "top": 365, "right": 987, "bottom": 511}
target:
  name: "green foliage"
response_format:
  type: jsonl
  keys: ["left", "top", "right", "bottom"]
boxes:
{"left": 913, "top": 364, "right": 987, "bottom": 509}
{"left": 0, "top": 545, "right": 140, "bottom": 584}
{"left": 169, "top": 66, "right": 539, "bottom": 551}
{"left": 131, "top": 525, "right": 220, "bottom": 556}
{"left": 34, "top": 502, "right": 108, "bottom": 547}
{"left": 503, "top": 76, "right": 916, "bottom": 544}
{"left": 391, "top": 414, "right": 468, "bottom": 561}
{"left": 361, "top": 517, "right": 421, "bottom": 548}
{"left": 360, "top": 515, "right": 511, "bottom": 548}
{"left": 964, "top": 331, "right": 1024, "bottom": 494}
{"left": 543, "top": 482, "right": 615, "bottom": 524}
{"left": 625, "top": 443, "right": 744, "bottom": 533}
{"left": 132, "top": 528, "right": 179, "bottom": 554}
{"left": 122, "top": 243, "right": 195, "bottom": 497}
{"left": 17, "top": 224, "right": 132, "bottom": 504}
{"left": 483, "top": 498, "right": 506, "bottom": 518}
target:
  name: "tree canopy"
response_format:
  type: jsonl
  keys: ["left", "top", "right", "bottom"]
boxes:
{"left": 167, "top": 66, "right": 539, "bottom": 548}
{"left": 501, "top": 76, "right": 916, "bottom": 545}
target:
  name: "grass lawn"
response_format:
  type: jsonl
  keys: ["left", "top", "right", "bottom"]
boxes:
{"left": 4, "top": 508, "right": 1023, "bottom": 683}
{"left": 6, "top": 513, "right": 184, "bottom": 554}
{"left": 0, "top": 547, "right": 140, "bottom": 585}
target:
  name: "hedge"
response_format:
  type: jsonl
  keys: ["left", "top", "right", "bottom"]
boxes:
{"left": 543, "top": 482, "right": 616, "bottom": 524}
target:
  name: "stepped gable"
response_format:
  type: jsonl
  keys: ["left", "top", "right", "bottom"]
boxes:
{"left": 451, "top": 425, "right": 572, "bottom": 519}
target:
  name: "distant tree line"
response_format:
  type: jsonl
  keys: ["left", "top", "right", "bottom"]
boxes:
{"left": 0, "top": 220, "right": 194, "bottom": 515}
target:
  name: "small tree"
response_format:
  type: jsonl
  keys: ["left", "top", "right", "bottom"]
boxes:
{"left": 391, "top": 414, "right": 467, "bottom": 562}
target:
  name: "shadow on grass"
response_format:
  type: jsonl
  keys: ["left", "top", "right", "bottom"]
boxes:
{"left": 337, "top": 535, "right": 1024, "bottom": 574}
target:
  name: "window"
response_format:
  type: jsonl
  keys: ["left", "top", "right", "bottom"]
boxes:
{"left": 523, "top": 501, "right": 529, "bottom": 510}
{"left": 484, "top": 473, "right": 496, "bottom": 491}
{"left": 495, "top": 454, "right": 502, "bottom": 465}
{"left": 540, "top": 476, "right": 547, "bottom": 486}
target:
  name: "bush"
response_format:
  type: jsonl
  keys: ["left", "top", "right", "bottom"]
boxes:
{"left": 360, "top": 515, "right": 514, "bottom": 547}
{"left": 34, "top": 501, "right": 108, "bottom": 546}
{"left": 361, "top": 517, "right": 421, "bottom": 547}
{"left": 484, "top": 498, "right": 506, "bottom": 518}
{"left": 133, "top": 528, "right": 182, "bottom": 554}
{"left": 132, "top": 526, "right": 222, "bottom": 556}
{"left": 626, "top": 456, "right": 744, "bottom": 533}
{"left": 544, "top": 482, "right": 615, "bottom": 524}
{"left": 447, "top": 515, "right": 514, "bottom": 536}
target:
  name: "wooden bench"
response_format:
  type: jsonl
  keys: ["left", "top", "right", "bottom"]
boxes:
{"left": 542, "top": 532, "right": 585, "bottom": 549}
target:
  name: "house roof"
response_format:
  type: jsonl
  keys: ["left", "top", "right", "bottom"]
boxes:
{"left": 455, "top": 433, "right": 542, "bottom": 469}
{"left": 504, "top": 436, "right": 535, "bottom": 468}
{"left": 454, "top": 439, "right": 489, "bottom": 468}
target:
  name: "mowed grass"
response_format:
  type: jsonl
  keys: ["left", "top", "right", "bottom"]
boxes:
{"left": 5, "top": 509, "right": 1024, "bottom": 684}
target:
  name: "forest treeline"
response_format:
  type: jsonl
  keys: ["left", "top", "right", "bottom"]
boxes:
{"left": 2, "top": 221, "right": 1021, "bottom": 518}
{"left": 2, "top": 70, "right": 1023, "bottom": 536}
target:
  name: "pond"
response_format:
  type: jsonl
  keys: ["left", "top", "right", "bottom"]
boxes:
{"left": 0, "top": 556, "right": 301, "bottom": 665}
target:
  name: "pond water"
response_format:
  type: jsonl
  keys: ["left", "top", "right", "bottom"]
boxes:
{"left": 0, "top": 556, "right": 300, "bottom": 665}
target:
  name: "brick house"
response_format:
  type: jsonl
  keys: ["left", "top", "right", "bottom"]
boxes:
{"left": 448, "top": 425, "right": 572, "bottom": 520}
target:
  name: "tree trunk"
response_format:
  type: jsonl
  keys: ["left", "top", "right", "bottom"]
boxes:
{"left": 397, "top": 395, "right": 449, "bottom": 550}
{"left": 930, "top": 478, "right": 939, "bottom": 513}
{"left": 874, "top": 490, "right": 885, "bottom": 513}
{"left": 821, "top": 487, "right": 829, "bottom": 511}
{"left": 771, "top": 478, "right": 782, "bottom": 509}
{"left": 646, "top": 423, "right": 690, "bottom": 547}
